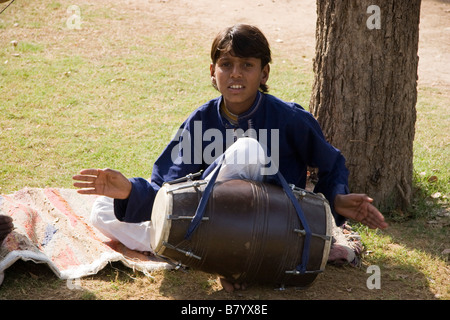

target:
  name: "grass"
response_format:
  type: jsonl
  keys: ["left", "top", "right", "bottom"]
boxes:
{"left": 0, "top": 0, "right": 448, "bottom": 300}
{"left": 0, "top": 31, "right": 211, "bottom": 190}
{"left": 412, "top": 86, "right": 449, "bottom": 218}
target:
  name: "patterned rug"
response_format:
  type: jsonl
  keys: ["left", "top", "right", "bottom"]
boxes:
{"left": 0, "top": 188, "right": 171, "bottom": 286}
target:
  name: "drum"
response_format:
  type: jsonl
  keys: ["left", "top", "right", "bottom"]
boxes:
{"left": 150, "top": 179, "right": 333, "bottom": 287}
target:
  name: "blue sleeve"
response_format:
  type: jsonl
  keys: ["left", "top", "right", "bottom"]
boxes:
{"left": 313, "top": 154, "right": 349, "bottom": 226}
{"left": 301, "top": 112, "right": 350, "bottom": 226}
{"left": 113, "top": 116, "right": 206, "bottom": 223}
{"left": 113, "top": 178, "right": 158, "bottom": 222}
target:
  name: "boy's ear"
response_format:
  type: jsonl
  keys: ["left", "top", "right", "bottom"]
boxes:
{"left": 210, "top": 63, "right": 215, "bottom": 78}
{"left": 261, "top": 64, "right": 270, "bottom": 84}
{"left": 210, "top": 63, "right": 218, "bottom": 89}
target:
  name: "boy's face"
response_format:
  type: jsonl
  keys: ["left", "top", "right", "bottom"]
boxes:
{"left": 210, "top": 52, "right": 269, "bottom": 114}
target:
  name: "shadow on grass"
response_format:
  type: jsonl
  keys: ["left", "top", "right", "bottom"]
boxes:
{"left": 353, "top": 192, "right": 448, "bottom": 300}
{"left": 0, "top": 260, "right": 95, "bottom": 300}
{"left": 157, "top": 243, "right": 443, "bottom": 300}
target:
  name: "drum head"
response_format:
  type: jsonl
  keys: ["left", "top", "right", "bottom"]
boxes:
{"left": 321, "top": 197, "right": 334, "bottom": 271}
{"left": 150, "top": 184, "right": 172, "bottom": 254}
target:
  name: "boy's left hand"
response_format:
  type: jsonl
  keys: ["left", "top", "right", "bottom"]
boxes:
{"left": 334, "top": 194, "right": 388, "bottom": 229}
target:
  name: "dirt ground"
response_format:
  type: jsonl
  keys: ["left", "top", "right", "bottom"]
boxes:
{"left": 128, "top": 0, "right": 450, "bottom": 92}
{"left": 1, "top": 0, "right": 449, "bottom": 301}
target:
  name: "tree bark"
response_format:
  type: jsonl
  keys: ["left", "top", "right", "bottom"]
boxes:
{"left": 310, "top": 0, "right": 421, "bottom": 211}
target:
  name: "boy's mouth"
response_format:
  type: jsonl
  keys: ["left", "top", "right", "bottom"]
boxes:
{"left": 228, "top": 84, "right": 245, "bottom": 91}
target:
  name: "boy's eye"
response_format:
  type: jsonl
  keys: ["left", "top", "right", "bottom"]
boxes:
{"left": 220, "top": 63, "right": 253, "bottom": 68}
{"left": 217, "top": 59, "right": 257, "bottom": 69}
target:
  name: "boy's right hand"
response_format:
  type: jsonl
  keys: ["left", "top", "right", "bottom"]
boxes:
{"left": 72, "top": 168, "right": 132, "bottom": 200}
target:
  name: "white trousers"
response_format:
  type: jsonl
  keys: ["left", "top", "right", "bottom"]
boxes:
{"left": 90, "top": 138, "right": 268, "bottom": 252}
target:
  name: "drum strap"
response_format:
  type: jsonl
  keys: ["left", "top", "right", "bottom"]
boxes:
{"left": 274, "top": 171, "right": 312, "bottom": 274}
{"left": 184, "top": 158, "right": 312, "bottom": 274}
{"left": 184, "top": 157, "right": 224, "bottom": 240}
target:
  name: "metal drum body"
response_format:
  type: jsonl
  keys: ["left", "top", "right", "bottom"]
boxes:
{"left": 150, "top": 179, "right": 333, "bottom": 287}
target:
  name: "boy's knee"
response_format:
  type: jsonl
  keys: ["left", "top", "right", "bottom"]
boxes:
{"left": 226, "top": 137, "right": 266, "bottom": 164}
{"left": 234, "top": 137, "right": 263, "bottom": 151}
{"left": 90, "top": 196, "right": 114, "bottom": 227}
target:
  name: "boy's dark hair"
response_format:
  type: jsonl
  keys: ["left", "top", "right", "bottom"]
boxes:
{"left": 211, "top": 24, "right": 272, "bottom": 93}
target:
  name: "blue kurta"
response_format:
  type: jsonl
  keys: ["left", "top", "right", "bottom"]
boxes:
{"left": 114, "top": 92, "right": 349, "bottom": 226}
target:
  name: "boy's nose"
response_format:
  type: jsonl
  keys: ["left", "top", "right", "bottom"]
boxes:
{"left": 230, "top": 65, "right": 242, "bottom": 78}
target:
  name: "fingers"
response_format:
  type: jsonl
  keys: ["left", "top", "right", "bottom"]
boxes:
{"left": 344, "top": 194, "right": 388, "bottom": 230}
{"left": 73, "top": 172, "right": 96, "bottom": 189}
{"left": 72, "top": 175, "right": 97, "bottom": 183}
{"left": 369, "top": 204, "right": 388, "bottom": 229}
{"left": 73, "top": 182, "right": 95, "bottom": 190}
{"left": 73, "top": 169, "right": 96, "bottom": 181}
{"left": 78, "top": 168, "right": 100, "bottom": 176}
{"left": 362, "top": 217, "right": 383, "bottom": 229}
{"left": 219, "top": 278, "right": 248, "bottom": 293}
{"left": 365, "top": 220, "right": 388, "bottom": 230}
{"left": 356, "top": 195, "right": 388, "bottom": 229}
{"left": 363, "top": 203, "right": 388, "bottom": 229}
{"left": 75, "top": 188, "right": 98, "bottom": 195}
{"left": 72, "top": 169, "right": 100, "bottom": 190}
{"left": 220, "top": 278, "right": 235, "bottom": 293}
{"left": 350, "top": 193, "right": 373, "bottom": 204}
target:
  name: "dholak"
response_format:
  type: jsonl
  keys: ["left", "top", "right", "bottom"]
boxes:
{"left": 150, "top": 179, "right": 333, "bottom": 287}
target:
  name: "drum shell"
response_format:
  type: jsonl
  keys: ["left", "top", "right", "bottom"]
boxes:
{"left": 150, "top": 179, "right": 332, "bottom": 287}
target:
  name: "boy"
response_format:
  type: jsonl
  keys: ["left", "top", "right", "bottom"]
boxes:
{"left": 71, "top": 24, "right": 387, "bottom": 291}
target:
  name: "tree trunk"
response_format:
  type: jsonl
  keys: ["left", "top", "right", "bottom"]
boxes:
{"left": 310, "top": 0, "right": 421, "bottom": 212}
